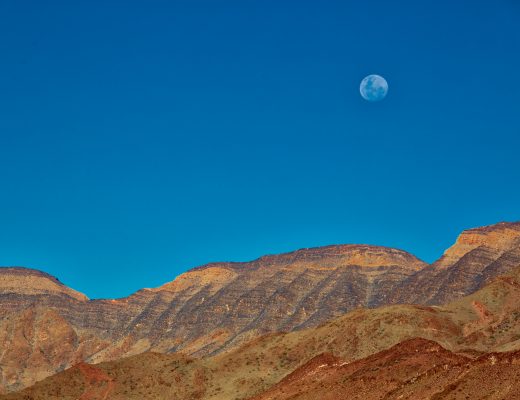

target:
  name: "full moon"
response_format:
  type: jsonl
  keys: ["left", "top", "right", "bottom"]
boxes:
{"left": 360, "top": 75, "right": 388, "bottom": 102}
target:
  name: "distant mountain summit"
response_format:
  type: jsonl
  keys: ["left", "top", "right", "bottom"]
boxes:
{"left": 0, "top": 267, "right": 88, "bottom": 302}
{"left": 0, "top": 221, "right": 520, "bottom": 393}
{"left": 388, "top": 221, "right": 520, "bottom": 305}
{"left": 435, "top": 221, "right": 520, "bottom": 269}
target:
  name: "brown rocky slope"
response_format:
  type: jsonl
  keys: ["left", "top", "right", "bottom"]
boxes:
{"left": 5, "top": 261, "right": 520, "bottom": 400}
{"left": 250, "top": 338, "right": 520, "bottom": 400}
{"left": 0, "top": 245, "right": 425, "bottom": 392}
{"left": 389, "top": 222, "right": 520, "bottom": 305}
{"left": 0, "top": 221, "right": 519, "bottom": 393}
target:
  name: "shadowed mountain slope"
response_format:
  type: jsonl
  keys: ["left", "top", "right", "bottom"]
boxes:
{"left": 388, "top": 222, "right": 520, "bottom": 305}
{"left": 0, "top": 245, "right": 425, "bottom": 392}
{"left": 0, "top": 221, "right": 520, "bottom": 392}
{"left": 4, "top": 261, "right": 520, "bottom": 399}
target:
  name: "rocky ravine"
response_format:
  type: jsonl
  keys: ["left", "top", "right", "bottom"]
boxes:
{"left": 0, "top": 221, "right": 520, "bottom": 392}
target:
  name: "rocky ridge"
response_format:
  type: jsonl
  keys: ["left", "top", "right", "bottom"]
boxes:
{"left": 388, "top": 221, "right": 520, "bottom": 305}
{"left": 0, "top": 221, "right": 520, "bottom": 392}
{"left": 0, "top": 267, "right": 87, "bottom": 303}
{"left": 5, "top": 260, "right": 520, "bottom": 399}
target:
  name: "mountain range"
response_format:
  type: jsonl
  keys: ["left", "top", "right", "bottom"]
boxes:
{"left": 1, "top": 221, "right": 520, "bottom": 398}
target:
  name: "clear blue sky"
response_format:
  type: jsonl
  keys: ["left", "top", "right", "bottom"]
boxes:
{"left": 0, "top": 0, "right": 519, "bottom": 298}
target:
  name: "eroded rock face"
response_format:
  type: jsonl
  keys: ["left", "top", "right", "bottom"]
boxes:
{"left": 0, "top": 246, "right": 424, "bottom": 392}
{"left": 0, "top": 268, "right": 87, "bottom": 307}
{"left": 0, "top": 307, "right": 111, "bottom": 393}
{"left": 388, "top": 222, "right": 520, "bottom": 305}
{"left": 0, "top": 269, "right": 111, "bottom": 393}
{"left": 6, "top": 264, "right": 520, "bottom": 400}
{"left": 1, "top": 221, "right": 520, "bottom": 393}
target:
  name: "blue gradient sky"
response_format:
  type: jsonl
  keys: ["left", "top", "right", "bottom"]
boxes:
{"left": 0, "top": 0, "right": 519, "bottom": 298}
